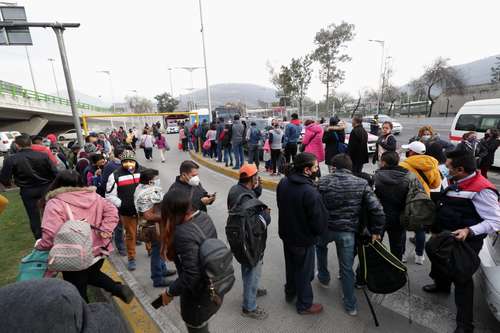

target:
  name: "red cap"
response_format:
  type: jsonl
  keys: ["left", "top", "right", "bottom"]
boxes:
{"left": 239, "top": 164, "right": 258, "bottom": 178}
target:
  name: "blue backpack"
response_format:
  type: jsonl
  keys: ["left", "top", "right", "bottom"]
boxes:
{"left": 17, "top": 249, "right": 50, "bottom": 282}
{"left": 334, "top": 132, "right": 348, "bottom": 153}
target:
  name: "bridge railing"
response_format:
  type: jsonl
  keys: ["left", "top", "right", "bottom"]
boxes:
{"left": 0, "top": 81, "right": 111, "bottom": 113}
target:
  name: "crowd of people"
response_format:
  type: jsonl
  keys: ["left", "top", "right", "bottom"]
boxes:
{"left": 0, "top": 113, "right": 499, "bottom": 333}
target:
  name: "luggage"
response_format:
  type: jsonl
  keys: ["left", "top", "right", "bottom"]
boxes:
{"left": 400, "top": 175, "right": 435, "bottom": 231}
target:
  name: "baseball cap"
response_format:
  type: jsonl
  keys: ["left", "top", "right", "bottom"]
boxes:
{"left": 402, "top": 141, "right": 426, "bottom": 155}
{"left": 239, "top": 164, "right": 258, "bottom": 179}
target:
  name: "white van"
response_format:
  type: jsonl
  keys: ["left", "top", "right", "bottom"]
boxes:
{"left": 450, "top": 99, "right": 500, "bottom": 167}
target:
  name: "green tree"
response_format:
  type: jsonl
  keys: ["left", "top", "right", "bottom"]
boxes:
{"left": 289, "top": 55, "right": 313, "bottom": 115}
{"left": 268, "top": 62, "right": 294, "bottom": 107}
{"left": 491, "top": 56, "right": 500, "bottom": 83}
{"left": 312, "top": 21, "right": 355, "bottom": 114}
{"left": 154, "top": 92, "right": 179, "bottom": 112}
{"left": 126, "top": 95, "right": 154, "bottom": 114}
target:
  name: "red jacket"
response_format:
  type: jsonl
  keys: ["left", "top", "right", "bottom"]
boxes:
{"left": 31, "top": 144, "right": 57, "bottom": 165}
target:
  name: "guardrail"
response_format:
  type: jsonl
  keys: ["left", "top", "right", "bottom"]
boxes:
{"left": 0, "top": 81, "right": 111, "bottom": 113}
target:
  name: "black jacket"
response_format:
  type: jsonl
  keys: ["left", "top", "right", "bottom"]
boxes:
{"left": 0, "top": 148, "right": 57, "bottom": 188}
{"left": 277, "top": 173, "right": 328, "bottom": 247}
{"left": 323, "top": 129, "right": 345, "bottom": 166}
{"left": 373, "top": 166, "right": 411, "bottom": 230}
{"left": 348, "top": 125, "right": 369, "bottom": 164}
{"left": 318, "top": 169, "right": 385, "bottom": 234}
{"left": 372, "top": 133, "right": 397, "bottom": 163}
{"left": 167, "top": 211, "right": 220, "bottom": 326}
{"left": 479, "top": 138, "right": 500, "bottom": 167}
{"left": 168, "top": 176, "right": 210, "bottom": 212}
{"left": 227, "top": 183, "right": 270, "bottom": 225}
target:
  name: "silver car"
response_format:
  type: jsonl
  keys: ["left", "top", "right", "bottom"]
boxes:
{"left": 362, "top": 115, "right": 403, "bottom": 134}
{"left": 478, "top": 232, "right": 500, "bottom": 321}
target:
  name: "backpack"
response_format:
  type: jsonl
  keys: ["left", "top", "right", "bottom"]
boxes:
{"left": 333, "top": 131, "right": 348, "bottom": 153}
{"left": 358, "top": 240, "right": 408, "bottom": 294}
{"left": 48, "top": 204, "right": 95, "bottom": 272}
{"left": 226, "top": 193, "right": 268, "bottom": 267}
{"left": 203, "top": 138, "right": 212, "bottom": 151}
{"left": 17, "top": 249, "right": 50, "bottom": 281}
{"left": 400, "top": 174, "right": 436, "bottom": 231}
{"left": 191, "top": 220, "right": 235, "bottom": 305}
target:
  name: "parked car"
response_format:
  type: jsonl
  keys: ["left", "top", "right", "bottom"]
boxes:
{"left": 0, "top": 131, "right": 15, "bottom": 154}
{"left": 362, "top": 115, "right": 403, "bottom": 134}
{"left": 166, "top": 125, "right": 179, "bottom": 134}
{"left": 58, "top": 129, "right": 78, "bottom": 141}
{"left": 478, "top": 232, "right": 500, "bottom": 321}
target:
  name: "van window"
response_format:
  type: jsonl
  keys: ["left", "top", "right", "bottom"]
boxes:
{"left": 455, "top": 114, "right": 500, "bottom": 132}
{"left": 6, "top": 133, "right": 14, "bottom": 139}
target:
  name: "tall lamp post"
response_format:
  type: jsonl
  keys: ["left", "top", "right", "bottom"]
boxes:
{"left": 48, "top": 57, "right": 60, "bottom": 97}
{"left": 168, "top": 67, "right": 174, "bottom": 97}
{"left": 197, "top": 0, "right": 213, "bottom": 122}
{"left": 369, "top": 39, "right": 385, "bottom": 114}
{"left": 97, "top": 70, "right": 116, "bottom": 128}
{"left": 176, "top": 66, "right": 203, "bottom": 111}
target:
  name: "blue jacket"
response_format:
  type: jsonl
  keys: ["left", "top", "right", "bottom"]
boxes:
{"left": 284, "top": 122, "right": 302, "bottom": 145}
{"left": 248, "top": 127, "right": 262, "bottom": 145}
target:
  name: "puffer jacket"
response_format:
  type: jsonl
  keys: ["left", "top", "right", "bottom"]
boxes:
{"left": 37, "top": 186, "right": 119, "bottom": 256}
{"left": 303, "top": 123, "right": 325, "bottom": 162}
{"left": 400, "top": 154, "right": 441, "bottom": 194}
{"left": 374, "top": 166, "right": 412, "bottom": 230}
{"left": 318, "top": 169, "right": 385, "bottom": 234}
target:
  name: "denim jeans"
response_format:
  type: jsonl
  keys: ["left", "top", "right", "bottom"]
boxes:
{"left": 223, "top": 146, "right": 233, "bottom": 165}
{"left": 332, "top": 231, "right": 357, "bottom": 312}
{"left": 315, "top": 228, "right": 336, "bottom": 284}
{"left": 247, "top": 144, "right": 260, "bottom": 168}
{"left": 216, "top": 142, "right": 222, "bottom": 161}
{"left": 232, "top": 143, "right": 244, "bottom": 168}
{"left": 151, "top": 239, "right": 167, "bottom": 284}
{"left": 114, "top": 222, "right": 125, "bottom": 253}
{"left": 414, "top": 229, "right": 426, "bottom": 256}
{"left": 283, "top": 243, "right": 315, "bottom": 312}
{"left": 241, "top": 260, "right": 263, "bottom": 311}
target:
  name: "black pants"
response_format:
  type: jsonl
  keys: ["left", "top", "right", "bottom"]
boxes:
{"left": 62, "top": 259, "right": 121, "bottom": 303}
{"left": 284, "top": 143, "right": 298, "bottom": 164}
{"left": 143, "top": 147, "right": 153, "bottom": 160}
{"left": 352, "top": 160, "right": 364, "bottom": 174}
{"left": 429, "top": 236, "right": 484, "bottom": 331}
{"left": 283, "top": 242, "right": 315, "bottom": 312}
{"left": 271, "top": 149, "right": 281, "bottom": 174}
{"left": 182, "top": 138, "right": 189, "bottom": 151}
{"left": 386, "top": 228, "right": 406, "bottom": 261}
{"left": 187, "top": 325, "right": 209, "bottom": 333}
{"left": 20, "top": 185, "right": 49, "bottom": 239}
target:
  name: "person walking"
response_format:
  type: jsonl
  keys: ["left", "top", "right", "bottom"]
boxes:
{"left": 231, "top": 115, "right": 245, "bottom": 169}
{"left": 179, "top": 123, "right": 189, "bottom": 152}
{"left": 423, "top": 149, "right": 500, "bottom": 333}
{"left": 478, "top": 128, "right": 500, "bottom": 178}
{"left": 167, "top": 161, "right": 215, "bottom": 213}
{"left": 323, "top": 116, "right": 346, "bottom": 173}
{"left": 268, "top": 123, "right": 284, "bottom": 176}
{"left": 316, "top": 154, "right": 385, "bottom": 315}
{"left": 227, "top": 164, "right": 270, "bottom": 320}
{"left": 372, "top": 121, "right": 397, "bottom": 165}
{"left": 247, "top": 122, "right": 263, "bottom": 170}
{"left": 0, "top": 134, "right": 58, "bottom": 239}
{"left": 106, "top": 150, "right": 143, "bottom": 271}
{"left": 155, "top": 133, "right": 169, "bottom": 163}
{"left": 140, "top": 130, "right": 154, "bottom": 161}
{"left": 36, "top": 170, "right": 134, "bottom": 304}
{"left": 347, "top": 116, "right": 368, "bottom": 174}
{"left": 283, "top": 113, "right": 302, "bottom": 164}
{"left": 134, "top": 169, "right": 176, "bottom": 288}
{"left": 400, "top": 141, "right": 441, "bottom": 265}
{"left": 373, "top": 151, "right": 413, "bottom": 260}
{"left": 277, "top": 152, "right": 328, "bottom": 315}
{"left": 154, "top": 190, "right": 222, "bottom": 332}
{"left": 302, "top": 120, "right": 325, "bottom": 173}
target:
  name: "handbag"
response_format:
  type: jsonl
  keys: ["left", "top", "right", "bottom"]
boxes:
{"left": 17, "top": 249, "right": 50, "bottom": 281}
{"left": 333, "top": 131, "right": 348, "bottom": 153}
{"left": 137, "top": 217, "right": 160, "bottom": 243}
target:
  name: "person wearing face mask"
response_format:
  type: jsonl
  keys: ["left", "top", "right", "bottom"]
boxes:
{"left": 478, "top": 128, "right": 500, "bottom": 178}
{"left": 84, "top": 153, "right": 107, "bottom": 192}
{"left": 168, "top": 160, "right": 215, "bottom": 213}
{"left": 106, "top": 150, "right": 143, "bottom": 271}
{"left": 423, "top": 149, "right": 500, "bottom": 333}
{"left": 372, "top": 121, "right": 397, "bottom": 165}
{"left": 134, "top": 169, "right": 177, "bottom": 287}
{"left": 410, "top": 125, "right": 455, "bottom": 152}
{"left": 455, "top": 131, "right": 481, "bottom": 164}
{"left": 316, "top": 154, "right": 385, "bottom": 316}
{"left": 277, "top": 153, "right": 328, "bottom": 315}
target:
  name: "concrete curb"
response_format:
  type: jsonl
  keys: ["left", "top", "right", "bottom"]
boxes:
{"left": 101, "top": 255, "right": 180, "bottom": 333}
{"left": 188, "top": 151, "right": 279, "bottom": 191}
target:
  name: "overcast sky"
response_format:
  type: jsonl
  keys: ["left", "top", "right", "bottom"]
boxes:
{"left": 2, "top": 0, "right": 500, "bottom": 105}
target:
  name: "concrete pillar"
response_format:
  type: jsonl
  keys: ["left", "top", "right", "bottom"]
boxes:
{"left": 0, "top": 116, "right": 48, "bottom": 135}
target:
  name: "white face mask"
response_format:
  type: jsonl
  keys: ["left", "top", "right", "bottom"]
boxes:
{"left": 421, "top": 135, "right": 431, "bottom": 141}
{"left": 188, "top": 175, "right": 200, "bottom": 187}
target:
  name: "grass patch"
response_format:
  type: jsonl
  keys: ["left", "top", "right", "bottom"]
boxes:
{"left": 0, "top": 190, "right": 36, "bottom": 287}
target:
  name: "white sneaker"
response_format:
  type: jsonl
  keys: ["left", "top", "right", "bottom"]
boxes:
{"left": 415, "top": 254, "right": 425, "bottom": 265}
{"left": 402, "top": 253, "right": 408, "bottom": 263}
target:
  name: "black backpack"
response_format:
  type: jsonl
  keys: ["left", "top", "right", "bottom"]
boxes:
{"left": 191, "top": 222, "right": 235, "bottom": 305}
{"left": 226, "top": 193, "right": 268, "bottom": 267}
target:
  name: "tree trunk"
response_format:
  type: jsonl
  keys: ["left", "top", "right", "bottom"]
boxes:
{"left": 299, "top": 98, "right": 303, "bottom": 117}
{"left": 351, "top": 96, "right": 361, "bottom": 118}
{"left": 426, "top": 84, "right": 435, "bottom": 117}
{"left": 325, "top": 81, "right": 330, "bottom": 116}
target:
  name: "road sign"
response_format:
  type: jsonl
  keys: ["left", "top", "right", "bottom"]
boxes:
{"left": 0, "top": 6, "right": 32, "bottom": 45}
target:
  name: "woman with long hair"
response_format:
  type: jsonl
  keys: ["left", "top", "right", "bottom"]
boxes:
{"left": 153, "top": 189, "right": 221, "bottom": 332}
{"left": 140, "top": 130, "right": 154, "bottom": 161}
{"left": 36, "top": 170, "right": 134, "bottom": 304}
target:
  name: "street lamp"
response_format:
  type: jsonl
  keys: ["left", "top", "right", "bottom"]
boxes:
{"left": 197, "top": 0, "right": 213, "bottom": 122}
{"left": 48, "top": 58, "right": 60, "bottom": 97}
{"left": 168, "top": 67, "right": 174, "bottom": 97}
{"left": 97, "top": 70, "right": 115, "bottom": 128}
{"left": 176, "top": 66, "right": 203, "bottom": 111}
{"left": 369, "top": 39, "right": 385, "bottom": 114}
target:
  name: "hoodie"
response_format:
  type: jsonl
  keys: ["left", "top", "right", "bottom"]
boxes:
{"left": 302, "top": 123, "right": 325, "bottom": 162}
{"left": 284, "top": 119, "right": 302, "bottom": 144}
{"left": 400, "top": 154, "right": 441, "bottom": 194}
{"left": 37, "top": 187, "right": 119, "bottom": 256}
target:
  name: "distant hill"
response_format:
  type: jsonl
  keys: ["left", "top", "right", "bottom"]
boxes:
{"left": 53, "top": 90, "right": 111, "bottom": 108}
{"left": 178, "top": 83, "right": 277, "bottom": 109}
{"left": 454, "top": 54, "right": 500, "bottom": 86}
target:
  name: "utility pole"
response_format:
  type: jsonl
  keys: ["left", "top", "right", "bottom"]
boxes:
{"left": 24, "top": 46, "right": 37, "bottom": 92}
{"left": 168, "top": 67, "right": 174, "bottom": 96}
{"left": 48, "top": 58, "right": 60, "bottom": 97}
{"left": 369, "top": 39, "right": 385, "bottom": 115}
{"left": 198, "top": 0, "right": 213, "bottom": 122}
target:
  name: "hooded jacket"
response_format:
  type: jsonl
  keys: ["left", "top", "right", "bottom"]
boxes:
{"left": 318, "top": 169, "right": 385, "bottom": 234}
{"left": 400, "top": 154, "right": 441, "bottom": 194}
{"left": 303, "top": 123, "right": 325, "bottom": 162}
{"left": 284, "top": 119, "right": 302, "bottom": 145}
{"left": 37, "top": 186, "right": 119, "bottom": 256}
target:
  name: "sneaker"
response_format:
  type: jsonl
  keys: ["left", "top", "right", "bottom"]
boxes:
{"left": 415, "top": 254, "right": 425, "bottom": 265}
{"left": 162, "top": 268, "right": 177, "bottom": 277}
{"left": 241, "top": 307, "right": 269, "bottom": 320}
{"left": 402, "top": 253, "right": 408, "bottom": 263}
{"left": 153, "top": 279, "right": 172, "bottom": 288}
{"left": 347, "top": 309, "right": 358, "bottom": 316}
{"left": 127, "top": 259, "right": 136, "bottom": 271}
{"left": 355, "top": 282, "right": 366, "bottom": 289}
{"left": 298, "top": 303, "right": 323, "bottom": 315}
{"left": 161, "top": 160, "right": 165, "bottom": 163}
{"left": 318, "top": 279, "right": 330, "bottom": 289}
{"left": 256, "top": 289, "right": 267, "bottom": 297}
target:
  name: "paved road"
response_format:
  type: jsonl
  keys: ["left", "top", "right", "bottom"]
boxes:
{"left": 112, "top": 134, "right": 500, "bottom": 333}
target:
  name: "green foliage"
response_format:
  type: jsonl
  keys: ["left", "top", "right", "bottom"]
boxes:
{"left": 154, "top": 92, "right": 179, "bottom": 113}
{"left": 268, "top": 63, "right": 294, "bottom": 106}
{"left": 490, "top": 56, "right": 500, "bottom": 83}
{"left": 290, "top": 55, "right": 314, "bottom": 113}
